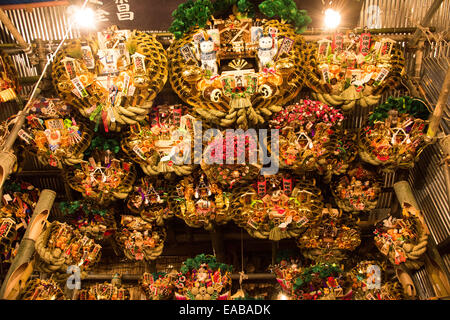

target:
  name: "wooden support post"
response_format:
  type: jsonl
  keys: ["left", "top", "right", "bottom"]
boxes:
{"left": 414, "top": 40, "right": 425, "bottom": 79}
{"left": 0, "top": 189, "right": 56, "bottom": 300}
{"left": 427, "top": 68, "right": 450, "bottom": 139}
{"left": 411, "top": 0, "right": 445, "bottom": 47}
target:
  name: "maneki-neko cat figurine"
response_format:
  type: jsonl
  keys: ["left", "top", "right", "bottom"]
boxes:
{"left": 359, "top": 96, "right": 430, "bottom": 171}
{"left": 17, "top": 98, "right": 92, "bottom": 168}
{"left": 232, "top": 174, "right": 324, "bottom": 240}
{"left": 173, "top": 174, "right": 231, "bottom": 230}
{"left": 51, "top": 26, "right": 168, "bottom": 132}
{"left": 168, "top": 13, "right": 309, "bottom": 129}
{"left": 307, "top": 32, "right": 405, "bottom": 112}
{"left": 121, "top": 104, "right": 197, "bottom": 177}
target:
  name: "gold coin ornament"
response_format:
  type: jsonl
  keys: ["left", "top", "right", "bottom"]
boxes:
{"left": 297, "top": 206, "right": 361, "bottom": 264}
{"left": 374, "top": 203, "right": 429, "bottom": 270}
{"left": 19, "top": 278, "right": 66, "bottom": 300}
{"left": 168, "top": 16, "right": 309, "bottom": 129}
{"left": 332, "top": 164, "right": 382, "bottom": 213}
{"left": 348, "top": 260, "right": 404, "bottom": 300}
{"left": 307, "top": 32, "right": 405, "bottom": 112}
{"left": 34, "top": 221, "right": 102, "bottom": 274}
{"left": 201, "top": 130, "right": 262, "bottom": 188}
{"left": 0, "top": 50, "right": 19, "bottom": 103}
{"left": 121, "top": 104, "right": 197, "bottom": 176}
{"left": 16, "top": 98, "right": 93, "bottom": 168}
{"left": 116, "top": 215, "right": 166, "bottom": 261}
{"left": 173, "top": 174, "right": 231, "bottom": 230}
{"left": 58, "top": 200, "right": 117, "bottom": 242}
{"left": 77, "top": 282, "right": 131, "bottom": 300}
{"left": 0, "top": 181, "right": 40, "bottom": 263}
{"left": 51, "top": 26, "right": 168, "bottom": 132}
{"left": 231, "top": 174, "right": 323, "bottom": 240}
{"left": 65, "top": 147, "right": 136, "bottom": 204}
{"left": 173, "top": 254, "right": 233, "bottom": 300}
{"left": 127, "top": 177, "right": 174, "bottom": 226}
{"left": 140, "top": 271, "right": 177, "bottom": 300}
{"left": 359, "top": 96, "right": 431, "bottom": 171}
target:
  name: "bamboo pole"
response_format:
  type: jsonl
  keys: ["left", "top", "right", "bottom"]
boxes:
{"left": 427, "top": 68, "right": 450, "bottom": 139}
{"left": 0, "top": 109, "right": 26, "bottom": 195}
{"left": 394, "top": 181, "right": 450, "bottom": 297}
{"left": 0, "top": 189, "right": 56, "bottom": 300}
{"left": 0, "top": 9, "right": 32, "bottom": 55}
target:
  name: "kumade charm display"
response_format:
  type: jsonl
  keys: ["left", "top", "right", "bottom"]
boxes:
{"left": 140, "top": 272, "right": 176, "bottom": 300}
{"left": 121, "top": 105, "right": 197, "bottom": 177}
{"left": 65, "top": 148, "right": 136, "bottom": 204}
{"left": 127, "top": 177, "right": 174, "bottom": 226}
{"left": 168, "top": 15, "right": 309, "bottom": 129}
{"left": 77, "top": 282, "right": 131, "bottom": 300}
{"left": 34, "top": 221, "right": 102, "bottom": 274}
{"left": 307, "top": 33, "right": 405, "bottom": 111}
{"left": 374, "top": 204, "right": 429, "bottom": 270}
{"left": 348, "top": 260, "right": 404, "bottom": 300}
{"left": 173, "top": 254, "right": 233, "bottom": 300}
{"left": 332, "top": 164, "right": 382, "bottom": 213}
{"left": 359, "top": 96, "right": 430, "bottom": 171}
{"left": 17, "top": 98, "right": 92, "bottom": 168}
{"left": 51, "top": 26, "right": 168, "bottom": 132}
{"left": 297, "top": 207, "right": 361, "bottom": 264}
{"left": 270, "top": 100, "right": 355, "bottom": 179}
{"left": 271, "top": 260, "right": 349, "bottom": 300}
{"left": 231, "top": 175, "right": 324, "bottom": 240}
{"left": 173, "top": 175, "right": 231, "bottom": 230}
{"left": 19, "top": 278, "right": 66, "bottom": 300}
{"left": 116, "top": 215, "right": 166, "bottom": 261}
{"left": 201, "top": 131, "right": 262, "bottom": 188}
{"left": 59, "top": 200, "right": 117, "bottom": 242}
{"left": 1, "top": 181, "right": 40, "bottom": 263}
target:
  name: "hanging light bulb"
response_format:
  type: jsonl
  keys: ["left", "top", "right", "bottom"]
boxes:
{"left": 324, "top": 8, "right": 341, "bottom": 29}
{"left": 68, "top": 5, "right": 97, "bottom": 29}
{"left": 277, "top": 292, "right": 289, "bottom": 300}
